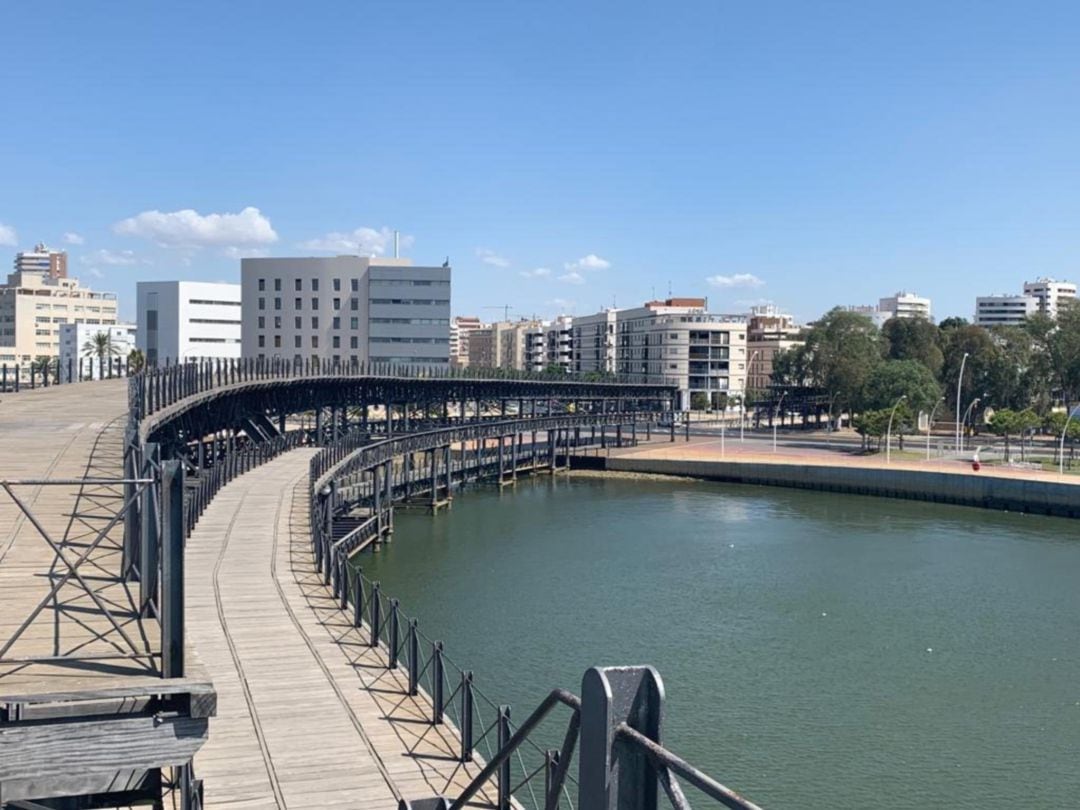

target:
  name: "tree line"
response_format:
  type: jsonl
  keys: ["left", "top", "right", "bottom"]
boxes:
{"left": 771, "top": 306, "right": 1080, "bottom": 448}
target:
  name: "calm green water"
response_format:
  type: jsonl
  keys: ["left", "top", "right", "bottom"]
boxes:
{"left": 361, "top": 476, "right": 1080, "bottom": 808}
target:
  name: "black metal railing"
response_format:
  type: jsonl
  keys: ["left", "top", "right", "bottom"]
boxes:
{"left": 0, "top": 355, "right": 131, "bottom": 393}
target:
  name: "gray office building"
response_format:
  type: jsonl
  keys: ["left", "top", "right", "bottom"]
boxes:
{"left": 240, "top": 256, "right": 451, "bottom": 366}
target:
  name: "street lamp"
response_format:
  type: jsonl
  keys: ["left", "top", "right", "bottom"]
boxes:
{"left": 955, "top": 351, "right": 970, "bottom": 453}
{"left": 926, "top": 396, "right": 946, "bottom": 460}
{"left": 886, "top": 394, "right": 907, "bottom": 465}
{"left": 959, "top": 395, "right": 983, "bottom": 454}
{"left": 742, "top": 349, "right": 760, "bottom": 443}
{"left": 772, "top": 390, "right": 787, "bottom": 454}
{"left": 1059, "top": 406, "right": 1078, "bottom": 476}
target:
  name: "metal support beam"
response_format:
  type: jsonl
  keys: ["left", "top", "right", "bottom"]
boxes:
{"left": 161, "top": 460, "right": 185, "bottom": 678}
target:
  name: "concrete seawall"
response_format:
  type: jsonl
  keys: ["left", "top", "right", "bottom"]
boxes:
{"left": 572, "top": 455, "right": 1080, "bottom": 517}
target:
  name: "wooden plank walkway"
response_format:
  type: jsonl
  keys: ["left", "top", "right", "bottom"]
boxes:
{"left": 0, "top": 381, "right": 160, "bottom": 695}
{"left": 187, "top": 450, "right": 495, "bottom": 809}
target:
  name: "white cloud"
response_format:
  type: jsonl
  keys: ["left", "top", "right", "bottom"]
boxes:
{"left": 223, "top": 246, "right": 270, "bottom": 259}
{"left": 558, "top": 271, "right": 585, "bottom": 285}
{"left": 549, "top": 298, "right": 575, "bottom": 311}
{"left": 520, "top": 267, "right": 551, "bottom": 279}
{"left": 113, "top": 206, "right": 279, "bottom": 248}
{"left": 476, "top": 248, "right": 510, "bottom": 268}
{"left": 81, "top": 248, "right": 139, "bottom": 266}
{"left": 63, "top": 232, "right": 85, "bottom": 245}
{"left": 299, "top": 226, "right": 411, "bottom": 256}
{"left": 86, "top": 267, "right": 104, "bottom": 279}
{"left": 0, "top": 223, "right": 16, "bottom": 246}
{"left": 706, "top": 273, "right": 765, "bottom": 289}
{"left": 564, "top": 253, "right": 611, "bottom": 272}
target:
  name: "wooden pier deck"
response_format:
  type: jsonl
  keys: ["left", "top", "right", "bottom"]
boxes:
{"left": 186, "top": 450, "right": 494, "bottom": 808}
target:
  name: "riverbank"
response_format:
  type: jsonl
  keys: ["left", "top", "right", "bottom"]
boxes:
{"left": 572, "top": 439, "right": 1080, "bottom": 516}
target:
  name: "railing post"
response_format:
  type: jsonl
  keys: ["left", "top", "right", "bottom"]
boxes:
{"left": 139, "top": 443, "right": 160, "bottom": 615}
{"left": 353, "top": 568, "right": 365, "bottom": 628}
{"left": 161, "top": 459, "right": 185, "bottom": 678}
{"left": 370, "top": 582, "right": 382, "bottom": 647}
{"left": 497, "top": 705, "right": 512, "bottom": 810}
{"left": 432, "top": 641, "right": 445, "bottom": 724}
{"left": 460, "top": 671, "right": 474, "bottom": 762}
{"left": 408, "top": 619, "right": 420, "bottom": 695}
{"left": 545, "top": 749, "right": 561, "bottom": 808}
{"left": 339, "top": 554, "right": 349, "bottom": 610}
{"left": 388, "top": 598, "right": 400, "bottom": 669}
{"left": 578, "top": 666, "right": 664, "bottom": 810}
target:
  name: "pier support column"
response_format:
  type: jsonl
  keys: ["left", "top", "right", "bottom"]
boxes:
{"left": 384, "top": 460, "right": 394, "bottom": 537}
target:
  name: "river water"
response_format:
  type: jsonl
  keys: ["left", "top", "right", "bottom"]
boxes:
{"left": 360, "top": 474, "right": 1080, "bottom": 808}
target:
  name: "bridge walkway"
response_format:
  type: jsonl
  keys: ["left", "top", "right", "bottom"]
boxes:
{"left": 187, "top": 450, "right": 494, "bottom": 809}
{"left": 0, "top": 381, "right": 161, "bottom": 695}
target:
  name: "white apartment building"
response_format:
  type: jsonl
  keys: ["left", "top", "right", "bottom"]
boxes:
{"left": 59, "top": 322, "right": 137, "bottom": 378}
{"left": 878, "top": 291, "right": 931, "bottom": 321}
{"left": 450, "top": 315, "right": 483, "bottom": 368}
{"left": 241, "top": 256, "right": 451, "bottom": 366}
{"left": 0, "top": 264, "right": 118, "bottom": 368}
{"left": 571, "top": 310, "right": 618, "bottom": 375}
{"left": 746, "top": 305, "right": 803, "bottom": 395}
{"left": 136, "top": 281, "right": 242, "bottom": 364}
{"left": 544, "top": 315, "right": 573, "bottom": 372}
{"left": 15, "top": 243, "right": 68, "bottom": 279}
{"left": 974, "top": 294, "right": 1038, "bottom": 327}
{"left": 1023, "top": 277, "right": 1076, "bottom": 319}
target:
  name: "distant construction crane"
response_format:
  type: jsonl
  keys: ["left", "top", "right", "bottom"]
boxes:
{"left": 484, "top": 304, "right": 514, "bottom": 321}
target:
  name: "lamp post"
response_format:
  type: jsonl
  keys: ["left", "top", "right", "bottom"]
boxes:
{"left": 886, "top": 394, "right": 907, "bottom": 465}
{"left": 955, "top": 352, "right": 970, "bottom": 453}
{"left": 772, "top": 390, "right": 787, "bottom": 454}
{"left": 741, "top": 349, "right": 760, "bottom": 443}
{"left": 926, "top": 396, "right": 945, "bottom": 460}
{"left": 960, "top": 396, "right": 983, "bottom": 454}
{"left": 1059, "top": 405, "right": 1078, "bottom": 476}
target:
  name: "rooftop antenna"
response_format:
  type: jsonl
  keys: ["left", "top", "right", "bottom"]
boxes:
{"left": 393, "top": 230, "right": 400, "bottom": 259}
{"left": 668, "top": 280, "right": 672, "bottom": 297}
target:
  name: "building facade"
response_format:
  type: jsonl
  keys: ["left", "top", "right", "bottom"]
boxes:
{"left": 450, "top": 315, "right": 483, "bottom": 368}
{"left": 15, "top": 243, "right": 68, "bottom": 280}
{"left": 746, "top": 305, "right": 803, "bottom": 396}
{"left": 571, "top": 310, "right": 618, "bottom": 375}
{"left": 0, "top": 263, "right": 118, "bottom": 369}
{"left": 240, "top": 256, "right": 450, "bottom": 367}
{"left": 136, "top": 281, "right": 242, "bottom": 364}
{"left": 878, "top": 291, "right": 931, "bottom": 321}
{"left": 59, "top": 322, "right": 137, "bottom": 378}
{"left": 1023, "top": 277, "right": 1077, "bottom": 319}
{"left": 544, "top": 315, "right": 574, "bottom": 372}
{"left": 974, "top": 294, "right": 1038, "bottom": 327}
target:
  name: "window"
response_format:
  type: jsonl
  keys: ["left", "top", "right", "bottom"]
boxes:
{"left": 333, "top": 298, "right": 340, "bottom": 310}
{"left": 332, "top": 317, "right": 340, "bottom": 329}
{"left": 274, "top": 278, "right": 281, "bottom": 292}
{"left": 311, "top": 335, "right": 319, "bottom": 348}
{"left": 258, "top": 335, "right": 265, "bottom": 348}
{"left": 274, "top": 316, "right": 281, "bottom": 329}
{"left": 295, "top": 297, "right": 302, "bottom": 309}
{"left": 333, "top": 278, "right": 341, "bottom": 292}
{"left": 258, "top": 279, "right": 265, "bottom": 291}
{"left": 294, "top": 335, "right": 301, "bottom": 348}
{"left": 311, "top": 278, "right": 319, "bottom": 292}
{"left": 351, "top": 278, "right": 359, "bottom": 292}
{"left": 258, "top": 297, "right": 265, "bottom": 310}
{"left": 350, "top": 336, "right": 358, "bottom": 349}
{"left": 294, "top": 316, "right": 302, "bottom": 329}
{"left": 274, "top": 335, "right": 282, "bottom": 348}
{"left": 350, "top": 317, "right": 358, "bottom": 329}
{"left": 350, "top": 299, "right": 358, "bottom": 311}
{"left": 311, "top": 317, "right": 319, "bottom": 328}
{"left": 258, "top": 316, "right": 265, "bottom": 328}
{"left": 332, "top": 336, "right": 340, "bottom": 349}
{"left": 295, "top": 278, "right": 302, "bottom": 291}
{"left": 274, "top": 297, "right": 281, "bottom": 310}
{"left": 311, "top": 297, "right": 319, "bottom": 310}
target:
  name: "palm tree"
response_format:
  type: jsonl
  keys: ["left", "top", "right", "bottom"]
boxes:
{"left": 127, "top": 348, "right": 146, "bottom": 374}
{"left": 82, "top": 331, "right": 119, "bottom": 362}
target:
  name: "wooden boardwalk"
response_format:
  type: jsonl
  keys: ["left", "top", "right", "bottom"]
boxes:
{"left": 186, "top": 450, "right": 495, "bottom": 809}
{"left": 0, "top": 381, "right": 160, "bottom": 695}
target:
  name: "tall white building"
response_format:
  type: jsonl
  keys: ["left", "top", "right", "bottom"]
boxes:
{"left": 878, "top": 291, "right": 931, "bottom": 321}
{"left": 571, "top": 310, "right": 618, "bottom": 375}
{"left": 974, "top": 294, "right": 1038, "bottom": 327}
{"left": 450, "top": 315, "right": 483, "bottom": 368}
{"left": 240, "top": 256, "right": 451, "bottom": 367}
{"left": 136, "top": 281, "right": 242, "bottom": 364}
{"left": 1023, "top": 277, "right": 1076, "bottom": 319}
{"left": 544, "top": 315, "right": 574, "bottom": 372}
{"left": 14, "top": 242, "right": 68, "bottom": 279}
{"left": 59, "top": 322, "right": 137, "bottom": 378}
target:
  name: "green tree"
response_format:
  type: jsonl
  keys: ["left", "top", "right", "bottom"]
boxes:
{"left": 82, "top": 330, "right": 120, "bottom": 362}
{"left": 1034, "top": 307, "right": 1080, "bottom": 410}
{"left": 987, "top": 408, "right": 1038, "bottom": 460}
{"left": 940, "top": 325, "right": 999, "bottom": 414}
{"left": 770, "top": 344, "right": 810, "bottom": 388}
{"left": 881, "top": 317, "right": 944, "bottom": 376}
{"left": 801, "top": 309, "right": 882, "bottom": 421}
{"left": 863, "top": 359, "right": 942, "bottom": 414}
{"left": 127, "top": 348, "right": 146, "bottom": 373}
{"left": 937, "top": 316, "right": 969, "bottom": 333}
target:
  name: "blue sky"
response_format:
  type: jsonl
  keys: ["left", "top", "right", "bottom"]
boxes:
{"left": 2, "top": 1, "right": 1079, "bottom": 324}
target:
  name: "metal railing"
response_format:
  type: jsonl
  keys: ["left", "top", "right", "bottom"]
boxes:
{"left": 0, "top": 356, "right": 131, "bottom": 392}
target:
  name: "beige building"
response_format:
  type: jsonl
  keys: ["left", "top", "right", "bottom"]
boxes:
{"left": 746, "top": 305, "right": 803, "bottom": 396}
{"left": 465, "top": 319, "right": 545, "bottom": 371}
{"left": 450, "top": 315, "right": 483, "bottom": 367}
{"left": 0, "top": 256, "right": 119, "bottom": 369}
